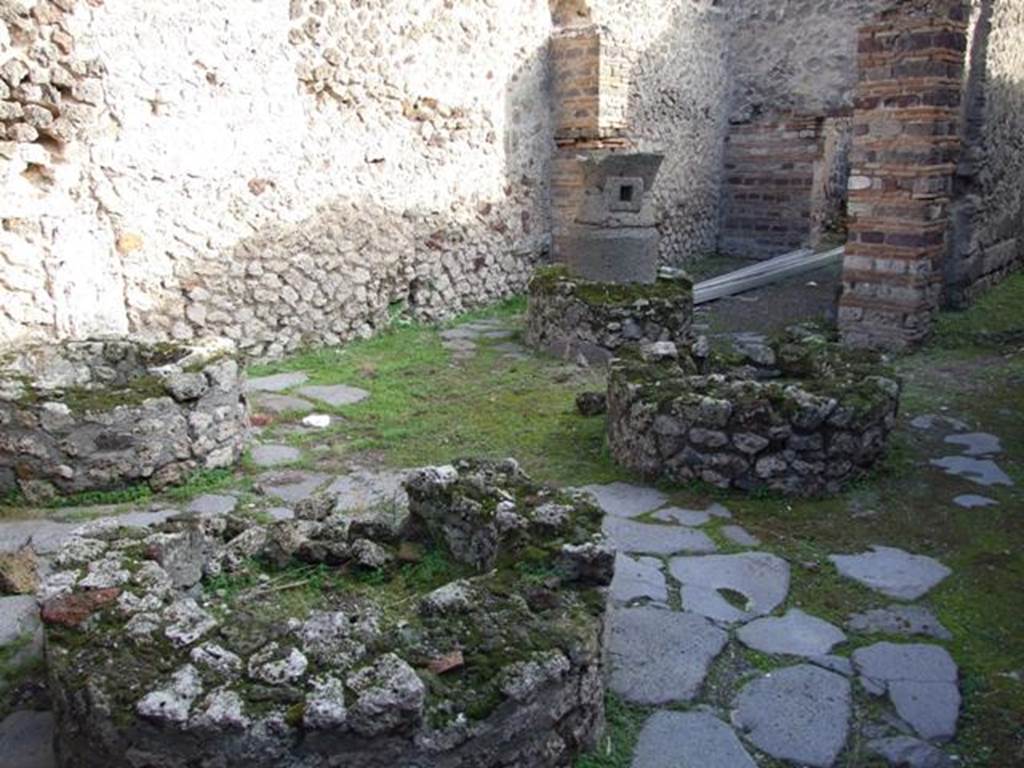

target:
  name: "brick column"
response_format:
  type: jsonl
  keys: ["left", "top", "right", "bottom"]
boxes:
{"left": 550, "top": 25, "right": 632, "bottom": 258}
{"left": 838, "top": 1, "right": 969, "bottom": 350}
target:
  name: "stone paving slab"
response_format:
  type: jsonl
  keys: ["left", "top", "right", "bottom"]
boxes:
{"left": 603, "top": 517, "right": 717, "bottom": 556}
{"left": 930, "top": 456, "right": 1013, "bottom": 487}
{"left": 251, "top": 444, "right": 303, "bottom": 468}
{"left": 631, "top": 710, "right": 756, "bottom": 768}
{"left": 670, "top": 552, "right": 790, "bottom": 625}
{"left": 0, "top": 521, "right": 75, "bottom": 556}
{"left": 650, "top": 506, "right": 712, "bottom": 526}
{"left": 909, "top": 414, "right": 968, "bottom": 432}
{"left": 258, "top": 471, "right": 331, "bottom": 503}
{"left": 245, "top": 372, "right": 309, "bottom": 393}
{"left": 0, "top": 595, "right": 40, "bottom": 646}
{"left": 577, "top": 483, "right": 668, "bottom": 519}
{"left": 721, "top": 524, "right": 760, "bottom": 547}
{"left": 607, "top": 607, "right": 727, "bottom": 705}
{"left": 0, "top": 710, "right": 55, "bottom": 768}
{"left": 610, "top": 553, "right": 668, "bottom": 606}
{"left": 295, "top": 384, "right": 370, "bottom": 407}
{"left": 852, "top": 642, "right": 960, "bottom": 742}
{"left": 808, "top": 655, "right": 854, "bottom": 677}
{"left": 952, "top": 494, "right": 998, "bottom": 509}
{"left": 71, "top": 509, "right": 179, "bottom": 541}
{"left": 440, "top": 328, "right": 481, "bottom": 342}
{"left": 829, "top": 546, "right": 951, "bottom": 600}
{"left": 737, "top": 609, "right": 846, "bottom": 658}
{"left": 943, "top": 432, "right": 1001, "bottom": 456}
{"left": 326, "top": 469, "right": 409, "bottom": 512}
{"left": 732, "top": 664, "right": 851, "bottom": 768}
{"left": 847, "top": 605, "right": 952, "bottom": 641}
{"left": 249, "top": 392, "right": 314, "bottom": 415}
{"left": 868, "top": 736, "right": 954, "bottom": 768}
{"left": 186, "top": 495, "right": 238, "bottom": 517}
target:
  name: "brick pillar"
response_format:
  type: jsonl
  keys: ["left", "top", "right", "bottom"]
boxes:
{"left": 838, "top": 1, "right": 969, "bottom": 350}
{"left": 550, "top": 25, "right": 632, "bottom": 258}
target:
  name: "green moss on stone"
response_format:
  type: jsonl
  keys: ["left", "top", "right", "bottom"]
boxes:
{"left": 530, "top": 265, "right": 693, "bottom": 306}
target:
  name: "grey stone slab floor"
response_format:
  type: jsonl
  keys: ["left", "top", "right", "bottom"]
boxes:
{"left": 868, "top": 736, "right": 954, "bottom": 768}
{"left": 610, "top": 553, "right": 668, "bottom": 606}
{"left": 326, "top": 468, "right": 409, "bottom": 512}
{"left": 670, "top": 552, "right": 790, "bottom": 624}
{"left": 732, "top": 664, "right": 852, "bottom": 768}
{"left": 257, "top": 471, "right": 330, "bottom": 503}
{"left": 249, "top": 392, "right": 314, "bottom": 415}
{"left": 930, "top": 456, "right": 1013, "bottom": 487}
{"left": 943, "top": 432, "right": 1002, "bottom": 456}
{"left": 251, "top": 444, "right": 303, "bottom": 468}
{"left": 602, "top": 516, "right": 717, "bottom": 556}
{"left": 631, "top": 711, "right": 757, "bottom": 768}
{"left": 245, "top": 372, "right": 309, "bottom": 393}
{"left": 847, "top": 605, "right": 952, "bottom": 641}
{"left": 0, "top": 711, "right": 55, "bottom": 768}
{"left": 186, "top": 494, "right": 238, "bottom": 516}
{"left": 295, "top": 384, "right": 370, "bottom": 408}
{"left": 829, "top": 546, "right": 951, "bottom": 600}
{"left": 952, "top": 494, "right": 998, "bottom": 508}
{"left": 853, "top": 643, "right": 960, "bottom": 741}
{"left": 607, "top": 607, "right": 727, "bottom": 705}
{"left": 577, "top": 482, "right": 668, "bottom": 519}
{"left": 737, "top": 608, "right": 846, "bottom": 657}
{"left": 909, "top": 414, "right": 969, "bottom": 432}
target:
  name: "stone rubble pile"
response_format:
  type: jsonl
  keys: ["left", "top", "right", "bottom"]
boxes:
{"left": 40, "top": 458, "right": 611, "bottom": 768}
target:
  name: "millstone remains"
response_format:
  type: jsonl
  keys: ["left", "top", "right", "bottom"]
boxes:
{"left": 607, "top": 330, "right": 901, "bottom": 496}
{"left": 526, "top": 266, "right": 694, "bottom": 365}
{"left": 41, "top": 458, "right": 611, "bottom": 768}
{"left": 528, "top": 151, "right": 695, "bottom": 365}
{"left": 0, "top": 338, "right": 249, "bottom": 503}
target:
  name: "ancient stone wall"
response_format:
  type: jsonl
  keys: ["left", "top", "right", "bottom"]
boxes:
{"left": 948, "top": 0, "right": 1024, "bottom": 304}
{"left": 718, "top": 116, "right": 824, "bottom": 258}
{"left": 0, "top": 0, "right": 731, "bottom": 356}
{"left": 717, "top": 1, "right": 897, "bottom": 258}
{"left": 726, "top": 0, "right": 900, "bottom": 122}
{"left": 601, "top": 0, "right": 730, "bottom": 264}
{"left": 0, "top": 0, "right": 555, "bottom": 356}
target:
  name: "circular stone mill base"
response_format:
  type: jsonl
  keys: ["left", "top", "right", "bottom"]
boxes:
{"left": 607, "top": 331, "right": 902, "bottom": 496}
{"left": 0, "top": 337, "right": 249, "bottom": 503}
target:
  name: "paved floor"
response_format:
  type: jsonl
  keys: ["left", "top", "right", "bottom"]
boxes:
{"left": 1, "top": 311, "right": 1014, "bottom": 768}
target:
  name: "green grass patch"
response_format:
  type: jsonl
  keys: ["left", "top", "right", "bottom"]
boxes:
{"left": 246, "top": 314, "right": 624, "bottom": 486}
{"left": 575, "top": 695, "right": 650, "bottom": 768}
{"left": 932, "top": 271, "right": 1024, "bottom": 348}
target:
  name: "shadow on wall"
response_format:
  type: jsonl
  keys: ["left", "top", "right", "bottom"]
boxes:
{"left": 949, "top": 0, "right": 1024, "bottom": 306}
{"left": 623, "top": 1, "right": 730, "bottom": 265}
{"left": 174, "top": 45, "right": 555, "bottom": 359}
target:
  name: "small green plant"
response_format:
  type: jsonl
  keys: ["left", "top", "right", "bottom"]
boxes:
{"left": 575, "top": 694, "right": 649, "bottom": 768}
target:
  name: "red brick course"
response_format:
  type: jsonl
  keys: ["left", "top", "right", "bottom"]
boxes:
{"left": 839, "top": 1, "right": 969, "bottom": 350}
